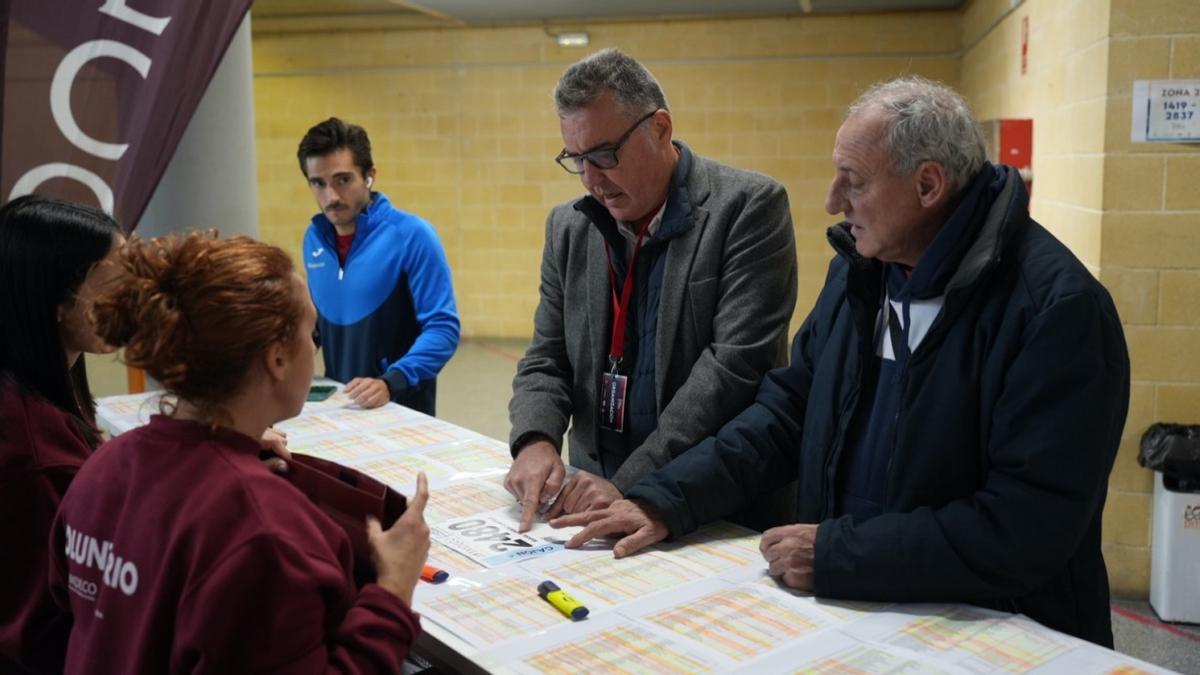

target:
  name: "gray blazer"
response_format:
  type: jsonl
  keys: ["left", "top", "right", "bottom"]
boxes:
{"left": 509, "top": 144, "right": 798, "bottom": 493}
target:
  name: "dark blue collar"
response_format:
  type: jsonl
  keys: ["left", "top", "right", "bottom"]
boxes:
{"left": 888, "top": 163, "right": 1004, "bottom": 302}
{"left": 655, "top": 141, "right": 695, "bottom": 242}
{"left": 575, "top": 141, "right": 696, "bottom": 246}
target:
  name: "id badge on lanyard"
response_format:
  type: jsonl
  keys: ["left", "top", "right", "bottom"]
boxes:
{"left": 599, "top": 231, "right": 645, "bottom": 433}
{"left": 600, "top": 368, "right": 628, "bottom": 433}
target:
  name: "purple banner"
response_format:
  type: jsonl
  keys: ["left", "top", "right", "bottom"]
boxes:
{"left": 0, "top": 0, "right": 252, "bottom": 230}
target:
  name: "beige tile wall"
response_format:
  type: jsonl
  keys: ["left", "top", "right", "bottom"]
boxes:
{"left": 251, "top": 13, "right": 959, "bottom": 337}
{"left": 961, "top": 0, "right": 1111, "bottom": 271}
{"left": 961, "top": 0, "right": 1200, "bottom": 596}
{"left": 1102, "top": 0, "right": 1200, "bottom": 596}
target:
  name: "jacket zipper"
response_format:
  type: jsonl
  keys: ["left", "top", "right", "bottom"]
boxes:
{"left": 882, "top": 283, "right": 977, "bottom": 502}
{"left": 317, "top": 223, "right": 345, "bottom": 282}
{"left": 884, "top": 367, "right": 909, "bottom": 504}
{"left": 822, "top": 381, "right": 861, "bottom": 518}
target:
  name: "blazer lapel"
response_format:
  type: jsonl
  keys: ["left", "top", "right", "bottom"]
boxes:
{"left": 654, "top": 144, "right": 710, "bottom": 410}
{"left": 587, "top": 226, "right": 611, "bottom": 378}
{"left": 654, "top": 206, "right": 708, "bottom": 408}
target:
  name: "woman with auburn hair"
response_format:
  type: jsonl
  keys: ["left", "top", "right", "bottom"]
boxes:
{"left": 50, "top": 232, "right": 430, "bottom": 674}
{"left": 0, "top": 195, "right": 123, "bottom": 674}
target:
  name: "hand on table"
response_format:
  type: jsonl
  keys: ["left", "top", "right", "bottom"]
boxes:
{"left": 503, "top": 440, "right": 565, "bottom": 533}
{"left": 550, "top": 498, "right": 669, "bottom": 558}
{"left": 545, "top": 471, "right": 622, "bottom": 519}
{"left": 760, "top": 523, "right": 818, "bottom": 591}
{"left": 345, "top": 377, "right": 390, "bottom": 409}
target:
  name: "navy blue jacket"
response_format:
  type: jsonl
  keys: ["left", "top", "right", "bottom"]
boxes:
{"left": 627, "top": 165, "right": 1129, "bottom": 646}
{"left": 303, "top": 193, "right": 460, "bottom": 414}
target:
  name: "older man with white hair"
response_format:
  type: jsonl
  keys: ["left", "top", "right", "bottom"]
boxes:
{"left": 555, "top": 76, "right": 1130, "bottom": 648}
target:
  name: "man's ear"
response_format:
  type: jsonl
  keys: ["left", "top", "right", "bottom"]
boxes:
{"left": 651, "top": 109, "right": 673, "bottom": 145}
{"left": 263, "top": 342, "right": 288, "bottom": 383}
{"left": 915, "top": 160, "right": 950, "bottom": 209}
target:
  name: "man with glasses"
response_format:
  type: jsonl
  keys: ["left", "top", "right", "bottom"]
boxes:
{"left": 299, "top": 117, "right": 460, "bottom": 414}
{"left": 505, "top": 48, "right": 798, "bottom": 532}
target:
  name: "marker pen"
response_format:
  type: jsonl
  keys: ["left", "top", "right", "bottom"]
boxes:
{"left": 421, "top": 564, "right": 449, "bottom": 583}
{"left": 537, "top": 580, "right": 589, "bottom": 620}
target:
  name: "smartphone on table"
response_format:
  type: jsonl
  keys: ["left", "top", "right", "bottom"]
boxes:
{"left": 307, "top": 385, "right": 337, "bottom": 402}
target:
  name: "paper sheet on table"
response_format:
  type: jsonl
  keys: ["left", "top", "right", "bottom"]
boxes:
{"left": 430, "top": 506, "right": 583, "bottom": 568}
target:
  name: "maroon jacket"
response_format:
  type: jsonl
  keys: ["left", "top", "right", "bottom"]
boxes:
{"left": 0, "top": 379, "right": 92, "bottom": 674}
{"left": 49, "top": 415, "right": 419, "bottom": 674}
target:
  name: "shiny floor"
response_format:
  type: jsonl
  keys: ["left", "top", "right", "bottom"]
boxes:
{"left": 88, "top": 338, "right": 1200, "bottom": 673}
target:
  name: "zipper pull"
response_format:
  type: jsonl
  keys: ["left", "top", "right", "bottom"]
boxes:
{"left": 338, "top": 267, "right": 344, "bottom": 281}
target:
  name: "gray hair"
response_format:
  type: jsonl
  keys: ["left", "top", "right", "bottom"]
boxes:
{"left": 554, "top": 48, "right": 669, "bottom": 118}
{"left": 847, "top": 76, "right": 987, "bottom": 194}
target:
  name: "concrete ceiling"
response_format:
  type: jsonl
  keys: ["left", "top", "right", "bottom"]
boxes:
{"left": 251, "top": 0, "right": 968, "bottom": 32}
{"left": 403, "top": 0, "right": 966, "bottom": 23}
{"left": 250, "top": 0, "right": 453, "bottom": 32}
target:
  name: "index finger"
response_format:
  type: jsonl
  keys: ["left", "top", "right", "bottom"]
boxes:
{"left": 518, "top": 496, "right": 541, "bottom": 533}
{"left": 549, "top": 508, "right": 607, "bottom": 529}
{"left": 563, "top": 514, "right": 630, "bottom": 549}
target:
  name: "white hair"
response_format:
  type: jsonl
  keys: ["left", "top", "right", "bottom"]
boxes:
{"left": 847, "top": 76, "right": 987, "bottom": 193}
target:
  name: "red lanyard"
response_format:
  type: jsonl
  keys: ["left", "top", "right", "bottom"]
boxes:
{"left": 603, "top": 229, "right": 647, "bottom": 367}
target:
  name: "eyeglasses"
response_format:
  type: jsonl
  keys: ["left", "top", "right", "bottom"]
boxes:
{"left": 554, "top": 110, "right": 658, "bottom": 175}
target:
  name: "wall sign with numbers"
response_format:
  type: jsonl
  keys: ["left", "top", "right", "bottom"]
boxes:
{"left": 1131, "top": 80, "right": 1200, "bottom": 143}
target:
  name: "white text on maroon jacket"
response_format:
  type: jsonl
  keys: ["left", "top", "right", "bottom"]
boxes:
{"left": 64, "top": 524, "right": 139, "bottom": 596}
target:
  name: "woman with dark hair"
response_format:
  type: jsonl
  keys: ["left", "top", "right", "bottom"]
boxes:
{"left": 50, "top": 232, "right": 429, "bottom": 673}
{"left": 0, "top": 195, "right": 123, "bottom": 673}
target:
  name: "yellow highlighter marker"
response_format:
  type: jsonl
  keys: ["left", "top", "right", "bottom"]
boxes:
{"left": 537, "top": 580, "right": 589, "bottom": 620}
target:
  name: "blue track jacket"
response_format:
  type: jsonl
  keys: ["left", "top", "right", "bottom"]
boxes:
{"left": 303, "top": 192, "right": 460, "bottom": 414}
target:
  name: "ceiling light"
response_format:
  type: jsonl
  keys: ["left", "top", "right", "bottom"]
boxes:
{"left": 556, "top": 32, "right": 589, "bottom": 47}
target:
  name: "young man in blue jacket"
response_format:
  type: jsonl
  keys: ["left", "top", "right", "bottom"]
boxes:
{"left": 554, "top": 77, "right": 1130, "bottom": 647}
{"left": 299, "top": 118, "right": 459, "bottom": 414}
